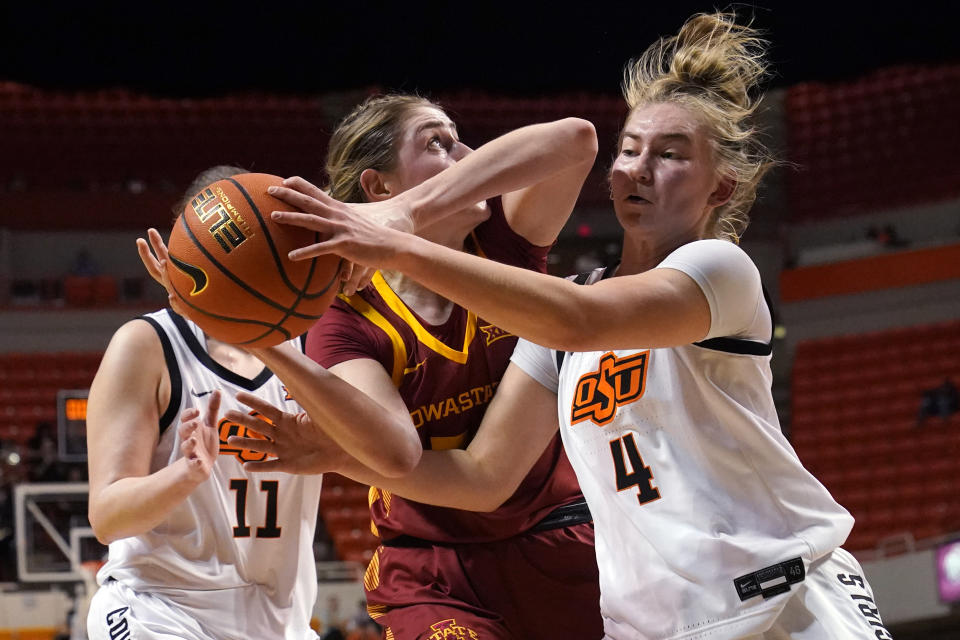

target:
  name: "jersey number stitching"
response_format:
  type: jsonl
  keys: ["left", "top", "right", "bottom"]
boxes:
{"left": 230, "top": 478, "right": 282, "bottom": 538}
{"left": 610, "top": 433, "right": 661, "bottom": 505}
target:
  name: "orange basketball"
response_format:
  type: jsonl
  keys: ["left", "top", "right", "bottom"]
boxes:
{"left": 166, "top": 173, "right": 341, "bottom": 347}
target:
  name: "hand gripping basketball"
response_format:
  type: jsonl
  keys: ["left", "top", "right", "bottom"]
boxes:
{"left": 160, "top": 173, "right": 343, "bottom": 347}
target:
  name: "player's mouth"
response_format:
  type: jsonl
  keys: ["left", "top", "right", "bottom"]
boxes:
{"left": 626, "top": 195, "right": 651, "bottom": 204}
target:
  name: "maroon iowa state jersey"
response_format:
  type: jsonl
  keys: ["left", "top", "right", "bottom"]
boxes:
{"left": 307, "top": 198, "right": 583, "bottom": 543}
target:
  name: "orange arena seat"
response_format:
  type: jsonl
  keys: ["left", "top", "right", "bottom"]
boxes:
{"left": 791, "top": 319, "right": 960, "bottom": 551}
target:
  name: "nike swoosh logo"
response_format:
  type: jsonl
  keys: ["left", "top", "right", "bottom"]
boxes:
{"left": 403, "top": 358, "right": 427, "bottom": 376}
{"left": 169, "top": 254, "right": 209, "bottom": 296}
{"left": 191, "top": 389, "right": 214, "bottom": 398}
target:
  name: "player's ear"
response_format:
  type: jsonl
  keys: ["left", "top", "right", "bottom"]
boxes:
{"left": 707, "top": 175, "right": 735, "bottom": 207}
{"left": 359, "top": 168, "right": 392, "bottom": 202}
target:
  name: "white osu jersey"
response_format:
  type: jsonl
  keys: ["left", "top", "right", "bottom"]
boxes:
{"left": 97, "top": 309, "right": 323, "bottom": 640}
{"left": 511, "top": 240, "right": 854, "bottom": 640}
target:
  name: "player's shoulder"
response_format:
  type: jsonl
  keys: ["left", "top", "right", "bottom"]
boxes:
{"left": 110, "top": 315, "right": 165, "bottom": 350}
{"left": 660, "top": 239, "right": 760, "bottom": 282}
{"left": 96, "top": 316, "right": 168, "bottom": 381}
{"left": 665, "top": 238, "right": 751, "bottom": 263}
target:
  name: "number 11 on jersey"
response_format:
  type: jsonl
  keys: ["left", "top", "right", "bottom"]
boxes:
{"left": 610, "top": 433, "right": 661, "bottom": 505}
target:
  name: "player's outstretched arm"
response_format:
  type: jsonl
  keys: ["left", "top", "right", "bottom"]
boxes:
{"left": 270, "top": 118, "right": 597, "bottom": 259}
{"left": 229, "top": 363, "right": 559, "bottom": 512}
{"left": 272, "top": 216, "right": 712, "bottom": 352}
{"left": 248, "top": 345, "right": 422, "bottom": 478}
{"left": 87, "top": 321, "right": 221, "bottom": 544}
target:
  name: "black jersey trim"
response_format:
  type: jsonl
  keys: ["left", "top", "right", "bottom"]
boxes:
{"left": 167, "top": 310, "right": 274, "bottom": 390}
{"left": 555, "top": 265, "right": 618, "bottom": 374}
{"left": 140, "top": 315, "right": 182, "bottom": 436}
{"left": 692, "top": 336, "right": 773, "bottom": 356}
{"left": 530, "top": 499, "right": 592, "bottom": 532}
{"left": 692, "top": 285, "right": 776, "bottom": 356}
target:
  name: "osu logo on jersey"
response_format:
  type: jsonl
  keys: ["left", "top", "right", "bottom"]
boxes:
{"left": 427, "top": 619, "right": 480, "bottom": 640}
{"left": 218, "top": 412, "right": 274, "bottom": 463}
{"left": 571, "top": 351, "right": 649, "bottom": 426}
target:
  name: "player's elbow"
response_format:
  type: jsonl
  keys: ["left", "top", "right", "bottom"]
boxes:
{"left": 376, "top": 437, "right": 423, "bottom": 478}
{"left": 468, "top": 468, "right": 517, "bottom": 512}
{"left": 543, "top": 311, "right": 595, "bottom": 352}
{"left": 558, "top": 118, "right": 598, "bottom": 164}
{"left": 473, "top": 490, "right": 511, "bottom": 513}
{"left": 88, "top": 506, "right": 122, "bottom": 545}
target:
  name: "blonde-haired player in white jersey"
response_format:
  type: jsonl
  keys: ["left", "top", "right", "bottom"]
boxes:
{"left": 85, "top": 167, "right": 324, "bottom": 640}
{"left": 246, "top": 12, "right": 892, "bottom": 640}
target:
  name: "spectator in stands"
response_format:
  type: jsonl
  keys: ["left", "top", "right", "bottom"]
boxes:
{"left": 918, "top": 377, "right": 960, "bottom": 425}
{"left": 26, "top": 422, "right": 69, "bottom": 483}
{"left": 866, "top": 224, "right": 907, "bottom": 248}
{"left": 69, "top": 248, "right": 100, "bottom": 277}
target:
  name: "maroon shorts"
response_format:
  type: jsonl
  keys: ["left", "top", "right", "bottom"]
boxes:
{"left": 363, "top": 522, "right": 601, "bottom": 640}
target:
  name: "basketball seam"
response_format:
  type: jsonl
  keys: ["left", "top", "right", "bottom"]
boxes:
{"left": 173, "top": 215, "right": 321, "bottom": 320}
{"left": 228, "top": 176, "right": 308, "bottom": 295}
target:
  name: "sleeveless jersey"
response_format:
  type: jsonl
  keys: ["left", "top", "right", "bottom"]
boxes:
{"left": 308, "top": 197, "right": 584, "bottom": 543}
{"left": 97, "top": 309, "right": 323, "bottom": 640}
{"left": 511, "top": 240, "right": 855, "bottom": 639}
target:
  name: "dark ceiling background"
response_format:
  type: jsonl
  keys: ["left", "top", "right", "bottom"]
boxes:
{"left": 3, "top": 2, "right": 959, "bottom": 98}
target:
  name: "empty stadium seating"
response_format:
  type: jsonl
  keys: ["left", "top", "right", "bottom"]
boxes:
{"left": 785, "top": 64, "right": 960, "bottom": 221}
{"left": 319, "top": 473, "right": 379, "bottom": 563}
{"left": 791, "top": 319, "right": 960, "bottom": 551}
{"left": 0, "top": 352, "right": 101, "bottom": 445}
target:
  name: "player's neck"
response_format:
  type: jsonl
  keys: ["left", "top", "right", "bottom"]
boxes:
{"left": 205, "top": 337, "right": 266, "bottom": 378}
{"left": 618, "top": 233, "right": 696, "bottom": 276}
{"left": 380, "top": 270, "right": 455, "bottom": 326}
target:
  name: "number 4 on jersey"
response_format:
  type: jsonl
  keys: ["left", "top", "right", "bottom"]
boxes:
{"left": 610, "top": 433, "right": 660, "bottom": 505}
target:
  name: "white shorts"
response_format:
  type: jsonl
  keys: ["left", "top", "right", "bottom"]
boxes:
{"left": 753, "top": 547, "right": 892, "bottom": 639}
{"left": 87, "top": 578, "right": 320, "bottom": 640}
{"left": 87, "top": 578, "right": 215, "bottom": 640}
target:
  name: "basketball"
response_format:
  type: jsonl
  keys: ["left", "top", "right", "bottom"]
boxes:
{"left": 165, "top": 173, "right": 341, "bottom": 347}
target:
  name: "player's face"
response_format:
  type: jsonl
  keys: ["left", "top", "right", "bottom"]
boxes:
{"left": 387, "top": 106, "right": 471, "bottom": 193}
{"left": 609, "top": 102, "right": 728, "bottom": 246}
{"left": 383, "top": 105, "right": 490, "bottom": 241}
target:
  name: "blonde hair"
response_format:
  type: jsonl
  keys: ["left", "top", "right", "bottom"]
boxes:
{"left": 621, "top": 12, "right": 774, "bottom": 243}
{"left": 325, "top": 94, "right": 437, "bottom": 203}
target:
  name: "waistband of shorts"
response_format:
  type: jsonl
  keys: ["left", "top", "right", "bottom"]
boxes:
{"left": 380, "top": 500, "right": 592, "bottom": 548}
{"left": 529, "top": 499, "right": 592, "bottom": 532}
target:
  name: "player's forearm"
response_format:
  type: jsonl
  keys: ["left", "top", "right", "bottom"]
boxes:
{"left": 403, "top": 118, "right": 597, "bottom": 230}
{"left": 337, "top": 449, "right": 509, "bottom": 512}
{"left": 252, "top": 347, "right": 421, "bottom": 477}
{"left": 385, "top": 233, "right": 589, "bottom": 351}
{"left": 89, "top": 458, "right": 202, "bottom": 544}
